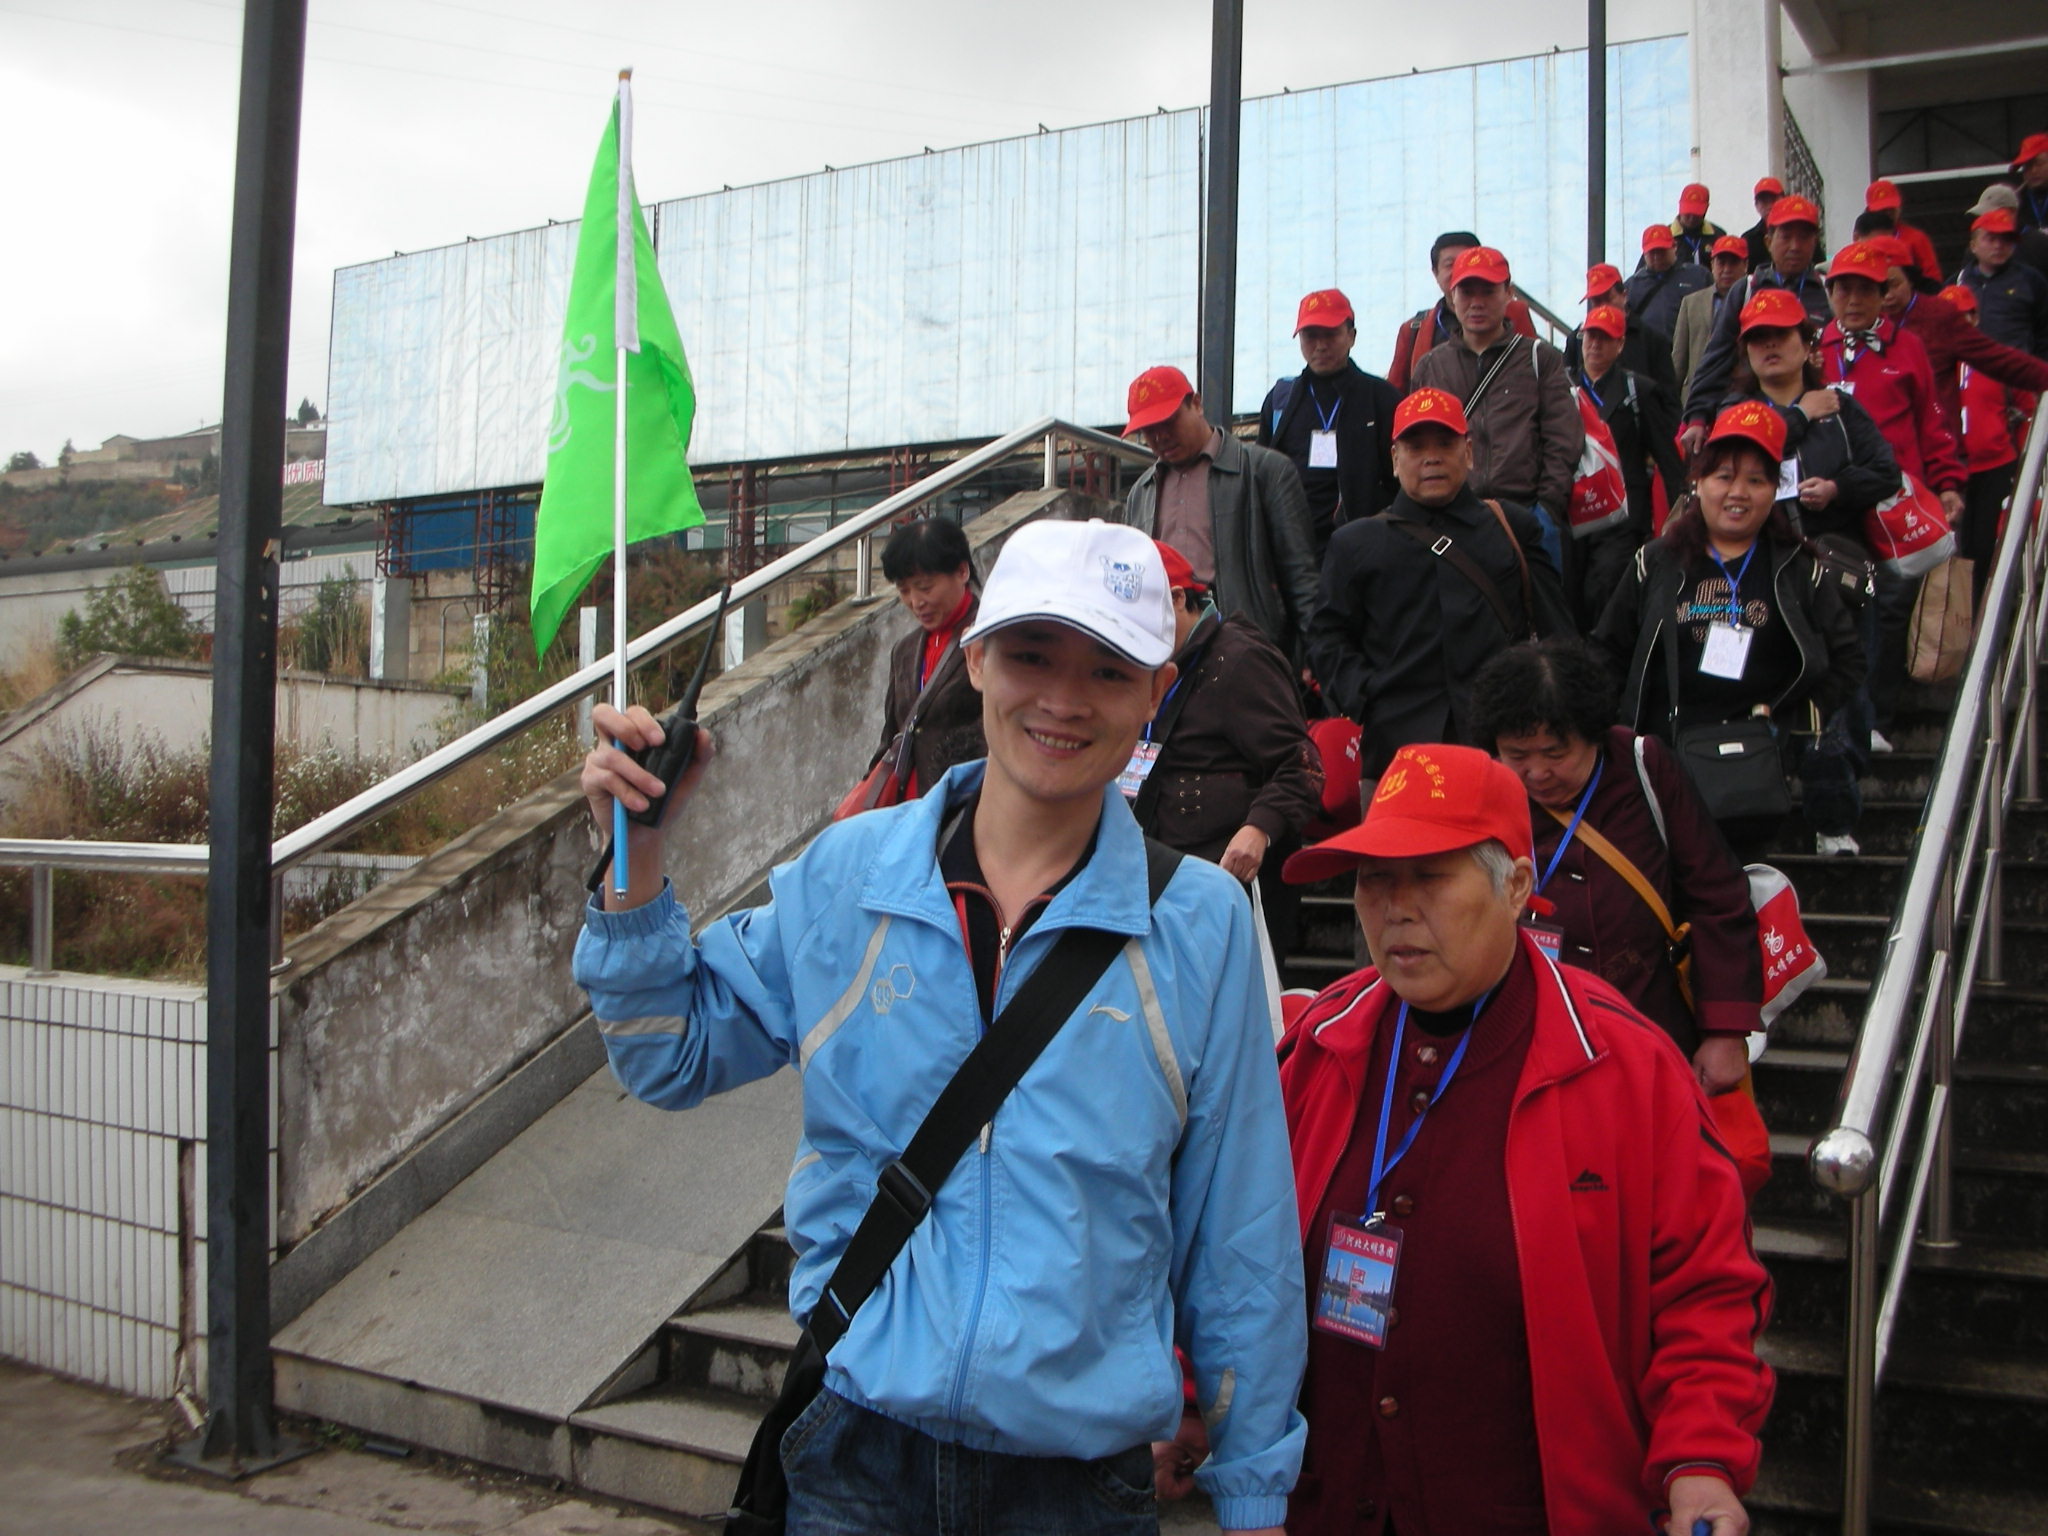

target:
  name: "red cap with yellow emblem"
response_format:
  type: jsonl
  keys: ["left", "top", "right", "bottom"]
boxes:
{"left": 1707, "top": 399, "right": 1788, "bottom": 462}
{"left": 1449, "top": 246, "right": 1511, "bottom": 287}
{"left": 1938, "top": 284, "right": 1978, "bottom": 315}
{"left": 1973, "top": 208, "right": 2020, "bottom": 235}
{"left": 1738, "top": 287, "right": 1809, "bottom": 335}
{"left": 1283, "top": 743, "right": 1534, "bottom": 882}
{"left": 1825, "top": 242, "right": 1892, "bottom": 287}
{"left": 1123, "top": 365, "right": 1194, "bottom": 437}
{"left": 1582, "top": 263, "right": 1625, "bottom": 301}
{"left": 1678, "top": 183, "right": 1711, "bottom": 215}
{"left": 1392, "top": 388, "right": 1470, "bottom": 440}
{"left": 1767, "top": 194, "right": 1821, "bottom": 228}
{"left": 1642, "top": 224, "right": 1676, "bottom": 253}
{"left": 1294, "top": 288, "right": 1355, "bottom": 333}
{"left": 1754, "top": 176, "right": 1786, "bottom": 198}
{"left": 1712, "top": 234, "right": 1750, "bottom": 261}
{"left": 1864, "top": 179, "right": 1902, "bottom": 212}
{"left": 1582, "top": 306, "right": 1627, "bottom": 340}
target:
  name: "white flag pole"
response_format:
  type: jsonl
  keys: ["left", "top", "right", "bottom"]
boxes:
{"left": 611, "top": 67, "right": 637, "bottom": 893}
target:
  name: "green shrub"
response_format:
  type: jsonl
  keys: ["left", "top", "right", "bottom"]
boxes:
{"left": 56, "top": 565, "right": 199, "bottom": 668}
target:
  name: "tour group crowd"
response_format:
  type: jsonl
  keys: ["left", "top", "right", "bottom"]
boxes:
{"left": 571, "top": 140, "right": 2048, "bottom": 1536}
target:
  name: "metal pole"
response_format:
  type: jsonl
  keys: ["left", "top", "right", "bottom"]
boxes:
{"left": 1839, "top": 1190, "right": 1878, "bottom": 1536}
{"left": 2025, "top": 521, "right": 2042, "bottom": 803}
{"left": 577, "top": 607, "right": 598, "bottom": 744}
{"left": 1984, "top": 706, "right": 2006, "bottom": 984}
{"left": 186, "top": 0, "right": 309, "bottom": 1473}
{"left": 1588, "top": 0, "right": 1608, "bottom": 266}
{"left": 1924, "top": 861, "right": 1959, "bottom": 1247}
{"left": 854, "top": 534, "right": 872, "bottom": 601}
{"left": 28, "top": 865, "right": 52, "bottom": 975}
{"left": 1043, "top": 431, "right": 1057, "bottom": 491}
{"left": 1198, "top": 0, "right": 1243, "bottom": 427}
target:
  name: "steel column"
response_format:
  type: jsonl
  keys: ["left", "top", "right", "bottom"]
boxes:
{"left": 1587, "top": 0, "right": 1607, "bottom": 266}
{"left": 188, "top": 0, "right": 308, "bottom": 1471}
{"left": 28, "top": 865, "right": 52, "bottom": 975}
{"left": 1924, "top": 862, "right": 1959, "bottom": 1248}
{"left": 1984, "top": 705, "right": 2006, "bottom": 984}
{"left": 1840, "top": 1189, "right": 1878, "bottom": 1536}
{"left": 1198, "top": 0, "right": 1243, "bottom": 426}
{"left": 1043, "top": 431, "right": 1057, "bottom": 490}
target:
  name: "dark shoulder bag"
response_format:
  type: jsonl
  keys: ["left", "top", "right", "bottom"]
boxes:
{"left": 1662, "top": 608, "right": 1793, "bottom": 822}
{"left": 1387, "top": 507, "right": 1539, "bottom": 642}
{"left": 726, "top": 840, "right": 1185, "bottom": 1535}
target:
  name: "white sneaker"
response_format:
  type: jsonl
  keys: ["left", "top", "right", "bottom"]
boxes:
{"left": 1816, "top": 832, "right": 1862, "bottom": 857}
{"left": 1869, "top": 730, "right": 1896, "bottom": 753}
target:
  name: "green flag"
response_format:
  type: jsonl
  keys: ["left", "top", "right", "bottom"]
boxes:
{"left": 530, "top": 95, "right": 703, "bottom": 657}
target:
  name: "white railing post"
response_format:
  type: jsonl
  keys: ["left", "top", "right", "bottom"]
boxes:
{"left": 28, "top": 865, "right": 53, "bottom": 975}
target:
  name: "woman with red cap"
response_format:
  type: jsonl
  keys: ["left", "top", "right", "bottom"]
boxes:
{"left": 1594, "top": 401, "right": 1867, "bottom": 859}
{"left": 1271, "top": 741, "right": 1771, "bottom": 1536}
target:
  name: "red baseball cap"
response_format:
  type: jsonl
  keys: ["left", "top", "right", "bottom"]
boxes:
{"left": 1582, "top": 305, "right": 1627, "bottom": 339}
{"left": 1123, "top": 365, "right": 1193, "bottom": 437}
{"left": 1642, "top": 223, "right": 1676, "bottom": 253}
{"left": 1973, "top": 208, "right": 2020, "bottom": 235}
{"left": 1864, "top": 178, "right": 1902, "bottom": 212}
{"left": 1739, "top": 288, "right": 1809, "bottom": 335}
{"left": 1767, "top": 194, "right": 1821, "bottom": 228}
{"left": 1152, "top": 539, "right": 1206, "bottom": 595}
{"left": 1678, "top": 183, "right": 1711, "bottom": 215}
{"left": 1392, "top": 388, "right": 1469, "bottom": 440}
{"left": 1754, "top": 176, "right": 1785, "bottom": 198}
{"left": 1825, "top": 242, "right": 1891, "bottom": 287}
{"left": 1294, "top": 288, "right": 1355, "bottom": 333}
{"left": 1938, "top": 284, "right": 1978, "bottom": 315}
{"left": 1707, "top": 399, "right": 1788, "bottom": 462}
{"left": 1449, "top": 246, "right": 1511, "bottom": 287}
{"left": 1582, "top": 263, "right": 1625, "bottom": 301}
{"left": 1283, "top": 743, "right": 1534, "bottom": 884}
{"left": 1865, "top": 234, "right": 1915, "bottom": 275}
{"left": 2012, "top": 133, "right": 2048, "bottom": 171}
{"left": 1711, "top": 234, "right": 1750, "bottom": 261}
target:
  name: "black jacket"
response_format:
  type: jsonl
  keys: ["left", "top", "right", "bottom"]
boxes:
{"left": 877, "top": 597, "right": 985, "bottom": 794}
{"left": 1308, "top": 487, "right": 1575, "bottom": 774}
{"left": 1623, "top": 263, "right": 1711, "bottom": 352}
{"left": 1682, "top": 268, "right": 1835, "bottom": 422}
{"left": 1257, "top": 361, "right": 1401, "bottom": 555}
{"left": 1581, "top": 365, "right": 1684, "bottom": 528}
{"left": 1593, "top": 534, "right": 1865, "bottom": 738}
{"left": 1565, "top": 315, "right": 1682, "bottom": 417}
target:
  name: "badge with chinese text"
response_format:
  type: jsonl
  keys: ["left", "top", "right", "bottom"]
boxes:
{"left": 1313, "top": 1213, "right": 1402, "bottom": 1349}
{"left": 1117, "top": 740, "right": 1162, "bottom": 799}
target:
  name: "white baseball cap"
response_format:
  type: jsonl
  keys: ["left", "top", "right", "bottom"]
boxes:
{"left": 961, "top": 519, "right": 1176, "bottom": 668}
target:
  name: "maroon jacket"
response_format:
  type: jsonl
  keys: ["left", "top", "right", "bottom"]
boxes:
{"left": 1531, "top": 728, "right": 1762, "bottom": 1051}
{"left": 1896, "top": 290, "right": 2048, "bottom": 448}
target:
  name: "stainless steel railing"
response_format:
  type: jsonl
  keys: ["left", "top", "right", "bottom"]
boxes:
{"left": 1808, "top": 396, "right": 2048, "bottom": 1535}
{"left": 0, "top": 416, "right": 1150, "bottom": 970}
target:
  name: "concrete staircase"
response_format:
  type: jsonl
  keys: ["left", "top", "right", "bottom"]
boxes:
{"left": 1282, "top": 709, "right": 2048, "bottom": 1535}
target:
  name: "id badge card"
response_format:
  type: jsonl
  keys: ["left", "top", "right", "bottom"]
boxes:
{"left": 1777, "top": 457, "right": 1800, "bottom": 500}
{"left": 1519, "top": 917, "right": 1565, "bottom": 964}
{"left": 1313, "top": 1213, "right": 1402, "bottom": 1349}
{"left": 1308, "top": 429, "right": 1339, "bottom": 469}
{"left": 1117, "top": 740, "right": 1161, "bottom": 800}
{"left": 1700, "top": 621, "right": 1753, "bottom": 680}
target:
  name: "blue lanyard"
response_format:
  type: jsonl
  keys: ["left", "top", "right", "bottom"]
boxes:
{"left": 1309, "top": 386, "right": 1341, "bottom": 433}
{"left": 1578, "top": 371, "right": 1606, "bottom": 411}
{"left": 1141, "top": 680, "right": 1180, "bottom": 744}
{"left": 1709, "top": 543, "right": 1758, "bottom": 626}
{"left": 1535, "top": 756, "right": 1604, "bottom": 895}
{"left": 1365, "top": 988, "right": 1493, "bottom": 1219}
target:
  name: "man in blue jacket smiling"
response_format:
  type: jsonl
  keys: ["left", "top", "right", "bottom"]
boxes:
{"left": 576, "top": 518, "right": 1306, "bottom": 1535}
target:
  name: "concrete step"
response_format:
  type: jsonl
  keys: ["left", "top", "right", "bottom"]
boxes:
{"left": 1753, "top": 1047, "right": 2048, "bottom": 1150}
{"left": 1758, "top": 1219, "right": 2048, "bottom": 1353}
{"left": 568, "top": 1382, "right": 759, "bottom": 1523}
{"left": 1753, "top": 1135, "right": 2048, "bottom": 1246}
{"left": 1747, "top": 1453, "right": 2048, "bottom": 1536}
{"left": 1760, "top": 1324, "right": 2048, "bottom": 1490}
{"left": 663, "top": 1300, "right": 800, "bottom": 1403}
{"left": 1772, "top": 852, "right": 2048, "bottom": 920}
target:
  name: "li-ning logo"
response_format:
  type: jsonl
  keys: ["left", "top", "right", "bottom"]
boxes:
{"left": 1570, "top": 1168, "right": 1609, "bottom": 1193}
{"left": 870, "top": 963, "right": 916, "bottom": 1015}
{"left": 1101, "top": 557, "right": 1143, "bottom": 603}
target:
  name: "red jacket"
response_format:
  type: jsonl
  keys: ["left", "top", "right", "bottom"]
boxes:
{"left": 1962, "top": 367, "right": 2035, "bottom": 474}
{"left": 1897, "top": 291, "right": 2048, "bottom": 449}
{"left": 1278, "top": 941, "right": 1774, "bottom": 1531}
{"left": 1817, "top": 317, "right": 1964, "bottom": 492}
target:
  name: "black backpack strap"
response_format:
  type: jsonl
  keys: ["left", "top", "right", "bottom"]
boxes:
{"left": 807, "top": 840, "right": 1183, "bottom": 1355}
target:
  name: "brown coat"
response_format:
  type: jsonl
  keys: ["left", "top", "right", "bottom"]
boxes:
{"left": 1411, "top": 331, "right": 1584, "bottom": 514}
{"left": 877, "top": 598, "right": 985, "bottom": 795}
{"left": 1136, "top": 612, "right": 1322, "bottom": 861}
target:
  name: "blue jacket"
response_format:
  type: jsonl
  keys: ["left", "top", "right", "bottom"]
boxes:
{"left": 575, "top": 763, "right": 1307, "bottom": 1529}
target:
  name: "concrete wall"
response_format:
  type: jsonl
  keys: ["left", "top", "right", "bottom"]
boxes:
{"left": 0, "top": 659, "right": 464, "bottom": 804}
{"left": 270, "top": 486, "right": 1109, "bottom": 1249}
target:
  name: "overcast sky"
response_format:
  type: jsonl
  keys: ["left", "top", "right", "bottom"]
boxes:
{"left": 0, "top": 0, "right": 1676, "bottom": 464}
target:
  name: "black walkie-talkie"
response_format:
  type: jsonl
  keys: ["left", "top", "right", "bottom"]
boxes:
{"left": 588, "top": 585, "right": 732, "bottom": 892}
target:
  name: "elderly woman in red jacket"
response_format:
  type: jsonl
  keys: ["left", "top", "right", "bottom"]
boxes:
{"left": 1275, "top": 744, "right": 1772, "bottom": 1536}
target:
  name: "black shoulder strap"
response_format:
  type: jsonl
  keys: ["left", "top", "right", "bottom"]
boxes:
{"left": 1388, "top": 514, "right": 1524, "bottom": 641}
{"left": 807, "top": 839, "right": 1184, "bottom": 1356}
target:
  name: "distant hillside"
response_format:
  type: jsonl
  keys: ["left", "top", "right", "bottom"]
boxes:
{"left": 0, "top": 479, "right": 339, "bottom": 555}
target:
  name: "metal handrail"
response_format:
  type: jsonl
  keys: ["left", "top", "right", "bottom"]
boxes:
{"left": 1512, "top": 284, "right": 1576, "bottom": 347}
{"left": 0, "top": 417, "right": 1147, "bottom": 962}
{"left": 1808, "top": 396, "right": 2048, "bottom": 1536}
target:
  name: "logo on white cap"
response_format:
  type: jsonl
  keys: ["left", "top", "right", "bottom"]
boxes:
{"left": 962, "top": 519, "right": 1176, "bottom": 668}
{"left": 1101, "top": 557, "right": 1143, "bottom": 603}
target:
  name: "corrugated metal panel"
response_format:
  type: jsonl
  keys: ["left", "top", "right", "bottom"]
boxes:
{"left": 326, "top": 39, "right": 1689, "bottom": 506}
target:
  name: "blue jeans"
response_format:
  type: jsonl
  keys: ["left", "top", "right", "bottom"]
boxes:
{"left": 783, "top": 1388, "right": 1161, "bottom": 1536}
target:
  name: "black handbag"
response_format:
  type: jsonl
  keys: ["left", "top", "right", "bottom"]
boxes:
{"left": 725, "top": 838, "right": 1183, "bottom": 1535}
{"left": 1663, "top": 623, "right": 1792, "bottom": 822}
